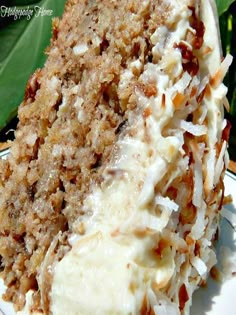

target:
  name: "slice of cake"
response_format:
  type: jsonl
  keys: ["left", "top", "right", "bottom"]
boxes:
{"left": 0, "top": 0, "right": 232, "bottom": 314}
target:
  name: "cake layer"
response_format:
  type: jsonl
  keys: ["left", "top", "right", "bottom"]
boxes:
{"left": 0, "top": 0, "right": 232, "bottom": 314}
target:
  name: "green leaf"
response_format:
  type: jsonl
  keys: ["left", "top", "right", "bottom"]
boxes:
{"left": 218, "top": 2, "right": 236, "bottom": 117}
{"left": 0, "top": 0, "right": 67, "bottom": 130}
{"left": 215, "top": 0, "right": 236, "bottom": 15}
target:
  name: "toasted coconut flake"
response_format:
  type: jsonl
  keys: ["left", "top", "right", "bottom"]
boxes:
{"left": 223, "top": 96, "right": 230, "bottom": 112}
{"left": 0, "top": 0, "right": 232, "bottom": 313}
{"left": 210, "top": 54, "right": 233, "bottom": 88}
{"left": 223, "top": 194, "right": 233, "bottom": 206}
{"left": 138, "top": 158, "right": 167, "bottom": 208}
{"left": 179, "top": 120, "right": 207, "bottom": 136}
{"left": 170, "top": 71, "right": 192, "bottom": 94}
{"left": 155, "top": 195, "right": 179, "bottom": 212}
{"left": 191, "top": 256, "right": 207, "bottom": 277}
{"left": 204, "top": 148, "right": 216, "bottom": 194}
{"left": 198, "top": 76, "right": 209, "bottom": 96}
{"left": 172, "top": 93, "right": 187, "bottom": 109}
{"left": 214, "top": 141, "right": 227, "bottom": 185}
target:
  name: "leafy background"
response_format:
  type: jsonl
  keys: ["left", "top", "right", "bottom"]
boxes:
{"left": 217, "top": 0, "right": 236, "bottom": 161}
{"left": 0, "top": 0, "right": 235, "bottom": 160}
{"left": 0, "top": 0, "right": 67, "bottom": 133}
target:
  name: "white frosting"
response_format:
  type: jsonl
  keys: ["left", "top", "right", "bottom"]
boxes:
{"left": 49, "top": 1, "right": 229, "bottom": 314}
{"left": 50, "top": 7, "right": 189, "bottom": 313}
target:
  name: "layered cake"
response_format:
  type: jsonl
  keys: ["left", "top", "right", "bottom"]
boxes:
{"left": 0, "top": 0, "right": 232, "bottom": 314}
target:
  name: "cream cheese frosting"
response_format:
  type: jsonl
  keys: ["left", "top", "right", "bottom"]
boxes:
{"left": 49, "top": 1, "right": 231, "bottom": 314}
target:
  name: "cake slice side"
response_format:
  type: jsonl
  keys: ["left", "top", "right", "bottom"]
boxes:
{"left": 0, "top": 0, "right": 232, "bottom": 314}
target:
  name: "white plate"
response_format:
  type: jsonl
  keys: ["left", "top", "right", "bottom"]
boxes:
{"left": 0, "top": 149, "right": 10, "bottom": 160}
{"left": 191, "top": 171, "right": 236, "bottom": 315}
{"left": 0, "top": 171, "right": 236, "bottom": 315}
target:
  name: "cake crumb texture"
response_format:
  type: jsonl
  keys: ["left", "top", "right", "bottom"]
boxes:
{"left": 0, "top": 0, "right": 173, "bottom": 312}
